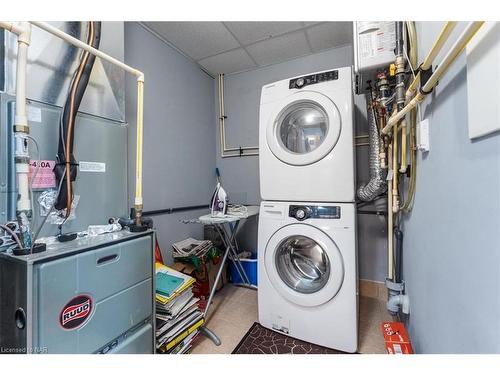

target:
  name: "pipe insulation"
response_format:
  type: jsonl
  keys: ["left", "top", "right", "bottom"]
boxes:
{"left": 357, "top": 96, "right": 387, "bottom": 201}
{"left": 54, "top": 22, "right": 101, "bottom": 214}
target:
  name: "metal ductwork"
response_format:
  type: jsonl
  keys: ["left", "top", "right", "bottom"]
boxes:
{"left": 357, "top": 96, "right": 387, "bottom": 201}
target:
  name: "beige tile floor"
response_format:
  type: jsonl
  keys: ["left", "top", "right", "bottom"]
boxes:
{"left": 191, "top": 284, "right": 393, "bottom": 354}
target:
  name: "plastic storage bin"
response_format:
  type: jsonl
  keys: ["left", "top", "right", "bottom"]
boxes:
{"left": 229, "top": 254, "right": 257, "bottom": 287}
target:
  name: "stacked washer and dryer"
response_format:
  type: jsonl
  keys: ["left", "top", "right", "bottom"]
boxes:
{"left": 257, "top": 67, "right": 358, "bottom": 352}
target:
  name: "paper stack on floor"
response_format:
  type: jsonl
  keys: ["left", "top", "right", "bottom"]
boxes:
{"left": 155, "top": 262, "right": 204, "bottom": 354}
{"left": 172, "top": 238, "right": 212, "bottom": 258}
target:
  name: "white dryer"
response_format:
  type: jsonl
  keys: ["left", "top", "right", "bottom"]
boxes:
{"left": 258, "top": 201, "right": 358, "bottom": 352}
{"left": 259, "top": 67, "right": 355, "bottom": 202}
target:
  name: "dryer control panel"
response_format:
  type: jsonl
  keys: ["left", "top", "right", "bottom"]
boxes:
{"left": 289, "top": 205, "right": 341, "bottom": 221}
{"left": 289, "top": 70, "right": 339, "bottom": 90}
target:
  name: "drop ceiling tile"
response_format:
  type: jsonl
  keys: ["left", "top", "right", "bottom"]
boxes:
{"left": 144, "top": 22, "right": 240, "bottom": 60}
{"left": 198, "top": 48, "right": 257, "bottom": 75}
{"left": 224, "top": 22, "right": 304, "bottom": 45}
{"left": 246, "top": 31, "right": 311, "bottom": 67}
{"left": 302, "top": 22, "right": 322, "bottom": 27}
{"left": 306, "top": 22, "right": 353, "bottom": 52}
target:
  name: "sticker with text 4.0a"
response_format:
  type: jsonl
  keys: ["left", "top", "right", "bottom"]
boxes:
{"left": 29, "top": 160, "right": 56, "bottom": 189}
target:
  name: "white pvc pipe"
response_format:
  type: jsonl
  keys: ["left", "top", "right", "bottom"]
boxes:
{"left": 217, "top": 74, "right": 259, "bottom": 157}
{"left": 1, "top": 23, "right": 32, "bottom": 214}
{"left": 383, "top": 21, "right": 484, "bottom": 134}
{"left": 30, "top": 21, "right": 143, "bottom": 80}
{"left": 29, "top": 21, "right": 147, "bottom": 223}
{"left": 387, "top": 294, "right": 410, "bottom": 314}
{"left": 0, "top": 22, "right": 32, "bottom": 246}
{"left": 15, "top": 41, "right": 28, "bottom": 128}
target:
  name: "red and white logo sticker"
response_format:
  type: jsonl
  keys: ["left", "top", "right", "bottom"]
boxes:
{"left": 60, "top": 295, "right": 93, "bottom": 330}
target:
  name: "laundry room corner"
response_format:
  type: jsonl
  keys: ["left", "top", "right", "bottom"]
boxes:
{"left": 1, "top": 3, "right": 500, "bottom": 370}
{"left": 124, "top": 22, "right": 217, "bottom": 263}
{"left": 214, "top": 44, "right": 388, "bottom": 284}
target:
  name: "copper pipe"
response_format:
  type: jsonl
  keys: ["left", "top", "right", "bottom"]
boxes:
{"left": 65, "top": 22, "right": 94, "bottom": 218}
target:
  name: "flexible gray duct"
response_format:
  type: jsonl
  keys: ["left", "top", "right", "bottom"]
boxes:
{"left": 357, "top": 97, "right": 387, "bottom": 201}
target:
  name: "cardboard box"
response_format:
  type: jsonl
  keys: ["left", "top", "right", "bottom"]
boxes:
{"left": 171, "top": 260, "right": 227, "bottom": 294}
{"left": 208, "top": 260, "right": 227, "bottom": 292}
{"left": 381, "top": 321, "right": 414, "bottom": 354}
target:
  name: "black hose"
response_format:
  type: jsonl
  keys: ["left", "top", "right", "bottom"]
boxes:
{"left": 54, "top": 21, "right": 101, "bottom": 211}
{"left": 394, "top": 228, "right": 403, "bottom": 284}
{"left": 395, "top": 21, "right": 405, "bottom": 57}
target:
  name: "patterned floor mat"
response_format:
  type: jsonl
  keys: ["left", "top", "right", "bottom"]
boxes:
{"left": 232, "top": 322, "right": 350, "bottom": 354}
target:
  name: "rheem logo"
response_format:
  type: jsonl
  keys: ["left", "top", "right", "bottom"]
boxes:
{"left": 60, "top": 295, "right": 93, "bottom": 330}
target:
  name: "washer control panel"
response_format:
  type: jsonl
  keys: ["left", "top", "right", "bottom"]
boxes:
{"left": 289, "top": 70, "right": 339, "bottom": 89}
{"left": 289, "top": 205, "right": 341, "bottom": 221}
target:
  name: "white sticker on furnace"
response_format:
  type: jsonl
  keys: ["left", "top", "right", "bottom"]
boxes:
{"left": 27, "top": 105, "right": 42, "bottom": 123}
{"left": 79, "top": 161, "right": 106, "bottom": 173}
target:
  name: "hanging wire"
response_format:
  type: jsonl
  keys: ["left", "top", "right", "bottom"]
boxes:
{"left": 0, "top": 224, "right": 23, "bottom": 249}
{"left": 29, "top": 176, "right": 65, "bottom": 253}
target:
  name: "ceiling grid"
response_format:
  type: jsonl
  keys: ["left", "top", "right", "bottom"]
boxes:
{"left": 142, "top": 21, "right": 353, "bottom": 75}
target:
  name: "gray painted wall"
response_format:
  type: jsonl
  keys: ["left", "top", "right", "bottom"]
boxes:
{"left": 215, "top": 45, "right": 388, "bottom": 281}
{"left": 124, "top": 23, "right": 216, "bottom": 264}
{"left": 403, "top": 22, "right": 500, "bottom": 353}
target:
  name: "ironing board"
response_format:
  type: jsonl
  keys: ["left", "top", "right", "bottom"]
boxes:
{"left": 181, "top": 205, "right": 259, "bottom": 346}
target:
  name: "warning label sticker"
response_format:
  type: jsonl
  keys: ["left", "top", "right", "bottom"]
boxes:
{"left": 79, "top": 161, "right": 106, "bottom": 173}
{"left": 29, "top": 160, "right": 56, "bottom": 189}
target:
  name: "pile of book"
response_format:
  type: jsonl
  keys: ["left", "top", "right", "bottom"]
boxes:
{"left": 155, "top": 262, "right": 204, "bottom": 354}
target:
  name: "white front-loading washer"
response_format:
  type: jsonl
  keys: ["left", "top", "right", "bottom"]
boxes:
{"left": 259, "top": 67, "right": 355, "bottom": 202}
{"left": 258, "top": 201, "right": 358, "bottom": 352}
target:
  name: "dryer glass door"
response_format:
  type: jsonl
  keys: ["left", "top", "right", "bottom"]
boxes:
{"left": 278, "top": 102, "right": 328, "bottom": 155}
{"left": 275, "top": 235, "right": 330, "bottom": 294}
{"left": 266, "top": 91, "right": 341, "bottom": 166}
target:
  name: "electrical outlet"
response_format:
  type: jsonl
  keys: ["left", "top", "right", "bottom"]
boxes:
{"left": 417, "top": 118, "right": 430, "bottom": 152}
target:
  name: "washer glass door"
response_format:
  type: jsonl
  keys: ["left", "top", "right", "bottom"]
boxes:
{"left": 275, "top": 235, "right": 330, "bottom": 294}
{"left": 264, "top": 224, "right": 344, "bottom": 307}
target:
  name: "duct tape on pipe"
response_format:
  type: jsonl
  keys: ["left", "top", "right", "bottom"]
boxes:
{"left": 79, "top": 161, "right": 106, "bottom": 173}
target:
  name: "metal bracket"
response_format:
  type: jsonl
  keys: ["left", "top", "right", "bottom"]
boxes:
{"left": 386, "top": 278, "right": 405, "bottom": 293}
{"left": 418, "top": 64, "right": 435, "bottom": 95}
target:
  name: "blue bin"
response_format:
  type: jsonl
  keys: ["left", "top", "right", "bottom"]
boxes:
{"left": 229, "top": 254, "right": 257, "bottom": 287}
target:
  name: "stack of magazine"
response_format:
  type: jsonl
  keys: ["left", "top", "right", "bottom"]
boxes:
{"left": 172, "top": 238, "right": 213, "bottom": 258}
{"left": 155, "top": 262, "right": 204, "bottom": 354}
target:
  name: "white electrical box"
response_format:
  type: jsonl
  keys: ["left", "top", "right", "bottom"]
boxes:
{"left": 466, "top": 22, "right": 500, "bottom": 139}
{"left": 353, "top": 21, "right": 397, "bottom": 74}
{"left": 417, "top": 118, "right": 430, "bottom": 152}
